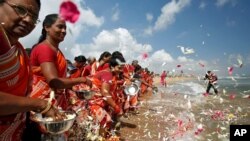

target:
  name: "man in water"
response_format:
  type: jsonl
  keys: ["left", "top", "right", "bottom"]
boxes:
{"left": 204, "top": 71, "right": 218, "bottom": 94}
{"left": 160, "top": 70, "right": 167, "bottom": 87}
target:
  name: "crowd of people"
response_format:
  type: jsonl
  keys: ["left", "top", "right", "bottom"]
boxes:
{"left": 0, "top": 0, "right": 155, "bottom": 140}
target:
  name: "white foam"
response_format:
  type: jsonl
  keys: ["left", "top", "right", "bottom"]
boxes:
{"left": 164, "top": 82, "right": 206, "bottom": 95}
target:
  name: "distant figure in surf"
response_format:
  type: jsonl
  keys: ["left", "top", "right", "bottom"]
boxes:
{"left": 160, "top": 70, "right": 167, "bottom": 87}
{"left": 204, "top": 71, "right": 218, "bottom": 94}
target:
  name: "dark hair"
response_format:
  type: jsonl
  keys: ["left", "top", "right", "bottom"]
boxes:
{"left": 134, "top": 65, "right": 142, "bottom": 72}
{"left": 37, "top": 14, "right": 58, "bottom": 44}
{"left": 112, "top": 51, "right": 126, "bottom": 62}
{"left": 109, "top": 55, "right": 125, "bottom": 68}
{"left": 0, "top": 0, "right": 41, "bottom": 9}
{"left": 207, "top": 71, "right": 211, "bottom": 74}
{"left": 98, "top": 51, "right": 111, "bottom": 62}
{"left": 112, "top": 51, "right": 122, "bottom": 57}
{"left": 74, "top": 55, "right": 86, "bottom": 63}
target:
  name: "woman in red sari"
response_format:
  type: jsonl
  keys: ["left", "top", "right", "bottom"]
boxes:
{"left": 87, "top": 55, "right": 125, "bottom": 137}
{"left": 90, "top": 51, "right": 111, "bottom": 75}
{"left": 0, "top": 1, "right": 61, "bottom": 140}
{"left": 29, "top": 14, "right": 91, "bottom": 110}
{"left": 69, "top": 55, "right": 87, "bottom": 78}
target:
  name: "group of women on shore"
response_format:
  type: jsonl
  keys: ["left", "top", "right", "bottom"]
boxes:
{"left": 0, "top": 0, "right": 154, "bottom": 140}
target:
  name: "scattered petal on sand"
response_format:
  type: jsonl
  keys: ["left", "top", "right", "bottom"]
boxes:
{"left": 229, "top": 94, "right": 236, "bottom": 100}
{"left": 219, "top": 97, "right": 223, "bottom": 103}
{"left": 59, "top": 1, "right": 80, "bottom": 23}
{"left": 242, "top": 95, "right": 250, "bottom": 98}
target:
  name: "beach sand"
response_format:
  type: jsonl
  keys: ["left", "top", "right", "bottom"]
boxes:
{"left": 117, "top": 76, "right": 250, "bottom": 141}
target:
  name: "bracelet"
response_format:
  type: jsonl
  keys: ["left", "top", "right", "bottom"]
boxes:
{"left": 40, "top": 102, "right": 52, "bottom": 114}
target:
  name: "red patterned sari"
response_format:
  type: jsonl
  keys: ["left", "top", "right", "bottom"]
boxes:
{"left": 29, "top": 44, "right": 68, "bottom": 109}
{"left": 0, "top": 26, "right": 32, "bottom": 141}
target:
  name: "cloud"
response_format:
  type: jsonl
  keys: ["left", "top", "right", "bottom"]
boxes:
{"left": 151, "top": 49, "right": 174, "bottom": 63}
{"left": 176, "top": 31, "right": 188, "bottom": 38}
{"left": 215, "top": 0, "right": 237, "bottom": 7}
{"left": 111, "top": 3, "right": 120, "bottom": 22}
{"left": 199, "top": 1, "right": 206, "bottom": 9}
{"left": 66, "top": 28, "right": 153, "bottom": 64}
{"left": 177, "top": 56, "right": 192, "bottom": 62}
{"left": 144, "top": 0, "right": 190, "bottom": 35}
{"left": 146, "top": 13, "right": 153, "bottom": 22}
{"left": 226, "top": 20, "right": 236, "bottom": 27}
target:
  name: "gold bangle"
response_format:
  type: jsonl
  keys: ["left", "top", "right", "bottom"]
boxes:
{"left": 40, "top": 102, "right": 52, "bottom": 114}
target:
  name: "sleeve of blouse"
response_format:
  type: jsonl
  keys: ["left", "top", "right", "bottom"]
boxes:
{"left": 100, "top": 71, "right": 113, "bottom": 84}
{"left": 36, "top": 44, "right": 57, "bottom": 64}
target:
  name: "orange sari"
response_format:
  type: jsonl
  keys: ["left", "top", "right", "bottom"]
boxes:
{"left": 0, "top": 26, "right": 32, "bottom": 141}
{"left": 29, "top": 48, "right": 68, "bottom": 109}
{"left": 140, "top": 71, "right": 148, "bottom": 95}
{"left": 123, "top": 64, "right": 138, "bottom": 109}
{"left": 87, "top": 70, "right": 115, "bottom": 128}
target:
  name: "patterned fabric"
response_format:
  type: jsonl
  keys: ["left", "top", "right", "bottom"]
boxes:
{"left": 29, "top": 45, "right": 68, "bottom": 109}
{"left": 0, "top": 26, "right": 31, "bottom": 141}
{"left": 88, "top": 70, "right": 114, "bottom": 127}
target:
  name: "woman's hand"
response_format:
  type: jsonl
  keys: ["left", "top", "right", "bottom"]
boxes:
{"left": 82, "top": 77, "right": 92, "bottom": 88}
{"left": 114, "top": 105, "right": 123, "bottom": 116}
{"left": 84, "top": 78, "right": 92, "bottom": 88}
{"left": 43, "top": 106, "right": 66, "bottom": 121}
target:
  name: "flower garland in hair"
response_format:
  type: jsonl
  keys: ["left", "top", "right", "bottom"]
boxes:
{"left": 59, "top": 0, "right": 80, "bottom": 23}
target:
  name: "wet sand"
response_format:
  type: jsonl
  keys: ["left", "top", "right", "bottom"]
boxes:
{"left": 118, "top": 77, "right": 250, "bottom": 141}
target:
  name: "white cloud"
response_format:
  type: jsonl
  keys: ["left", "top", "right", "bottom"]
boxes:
{"left": 216, "top": 0, "right": 229, "bottom": 7}
{"left": 146, "top": 13, "right": 153, "bottom": 22}
{"left": 143, "top": 26, "right": 153, "bottom": 35}
{"left": 199, "top": 1, "right": 206, "bottom": 9}
{"left": 66, "top": 28, "right": 153, "bottom": 64}
{"left": 177, "top": 56, "right": 189, "bottom": 62}
{"left": 80, "top": 7, "right": 104, "bottom": 27}
{"left": 111, "top": 4, "right": 120, "bottom": 22}
{"left": 216, "top": 0, "right": 237, "bottom": 7}
{"left": 145, "top": 0, "right": 190, "bottom": 35}
{"left": 151, "top": 49, "right": 174, "bottom": 63}
{"left": 226, "top": 20, "right": 236, "bottom": 27}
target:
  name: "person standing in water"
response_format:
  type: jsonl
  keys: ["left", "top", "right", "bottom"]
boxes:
{"left": 160, "top": 70, "right": 167, "bottom": 87}
{"left": 204, "top": 71, "right": 218, "bottom": 94}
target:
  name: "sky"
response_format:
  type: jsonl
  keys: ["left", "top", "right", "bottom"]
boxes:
{"left": 20, "top": 0, "right": 250, "bottom": 77}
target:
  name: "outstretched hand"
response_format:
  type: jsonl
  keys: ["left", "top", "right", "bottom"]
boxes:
{"left": 43, "top": 106, "right": 66, "bottom": 121}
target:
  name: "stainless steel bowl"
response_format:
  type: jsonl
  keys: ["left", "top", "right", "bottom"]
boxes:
{"left": 152, "top": 86, "right": 158, "bottom": 94}
{"left": 75, "top": 90, "right": 95, "bottom": 100}
{"left": 30, "top": 111, "right": 76, "bottom": 135}
{"left": 124, "top": 83, "right": 140, "bottom": 96}
{"left": 134, "top": 79, "right": 141, "bottom": 86}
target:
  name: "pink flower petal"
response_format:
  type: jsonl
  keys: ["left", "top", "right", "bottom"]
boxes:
{"left": 229, "top": 94, "right": 236, "bottom": 99}
{"left": 228, "top": 66, "right": 233, "bottom": 75}
{"left": 59, "top": 1, "right": 80, "bottom": 23}
{"left": 199, "top": 62, "right": 205, "bottom": 67}
{"left": 142, "top": 52, "right": 148, "bottom": 59}
{"left": 203, "top": 93, "right": 209, "bottom": 97}
{"left": 177, "top": 64, "right": 181, "bottom": 68}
